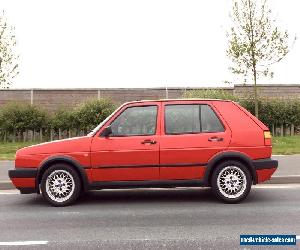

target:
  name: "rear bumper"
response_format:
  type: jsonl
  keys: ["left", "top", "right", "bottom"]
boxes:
{"left": 253, "top": 158, "right": 278, "bottom": 183}
{"left": 8, "top": 168, "right": 38, "bottom": 194}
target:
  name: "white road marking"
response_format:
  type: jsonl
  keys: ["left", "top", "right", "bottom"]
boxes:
{"left": 253, "top": 184, "right": 300, "bottom": 189}
{"left": 79, "top": 185, "right": 300, "bottom": 191}
{"left": 272, "top": 175, "right": 300, "bottom": 177}
{"left": 58, "top": 211, "right": 80, "bottom": 215}
{"left": 0, "top": 190, "right": 20, "bottom": 194}
{"left": 0, "top": 241, "right": 48, "bottom": 246}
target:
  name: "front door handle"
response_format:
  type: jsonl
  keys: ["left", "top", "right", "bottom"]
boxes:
{"left": 208, "top": 137, "right": 223, "bottom": 142}
{"left": 141, "top": 139, "right": 157, "bottom": 145}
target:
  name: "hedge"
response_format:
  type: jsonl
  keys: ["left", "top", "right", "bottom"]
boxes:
{"left": 0, "top": 92, "right": 299, "bottom": 142}
{"left": 183, "top": 89, "right": 300, "bottom": 136}
{"left": 0, "top": 98, "right": 116, "bottom": 142}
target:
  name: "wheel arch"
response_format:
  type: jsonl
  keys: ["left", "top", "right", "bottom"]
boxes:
{"left": 204, "top": 152, "right": 257, "bottom": 185}
{"left": 37, "top": 156, "right": 90, "bottom": 192}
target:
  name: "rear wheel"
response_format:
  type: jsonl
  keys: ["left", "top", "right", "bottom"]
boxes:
{"left": 41, "top": 164, "right": 81, "bottom": 207}
{"left": 211, "top": 161, "right": 251, "bottom": 203}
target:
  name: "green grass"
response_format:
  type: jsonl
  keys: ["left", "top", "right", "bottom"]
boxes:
{"left": 0, "top": 136, "right": 299, "bottom": 160}
{"left": 0, "top": 142, "right": 39, "bottom": 160}
{"left": 272, "top": 135, "right": 300, "bottom": 155}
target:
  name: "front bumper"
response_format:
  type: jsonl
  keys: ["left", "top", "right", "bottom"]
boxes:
{"left": 8, "top": 168, "right": 38, "bottom": 194}
{"left": 252, "top": 158, "right": 278, "bottom": 183}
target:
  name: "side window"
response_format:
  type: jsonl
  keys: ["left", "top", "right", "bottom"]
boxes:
{"left": 110, "top": 106, "right": 157, "bottom": 136}
{"left": 164, "top": 104, "right": 224, "bottom": 135}
{"left": 165, "top": 105, "right": 201, "bottom": 134}
{"left": 201, "top": 105, "right": 224, "bottom": 132}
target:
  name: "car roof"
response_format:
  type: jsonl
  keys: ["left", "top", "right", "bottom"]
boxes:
{"left": 123, "top": 98, "right": 233, "bottom": 105}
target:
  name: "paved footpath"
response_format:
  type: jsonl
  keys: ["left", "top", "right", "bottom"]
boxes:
{"left": 0, "top": 155, "right": 299, "bottom": 186}
{"left": 271, "top": 154, "right": 300, "bottom": 175}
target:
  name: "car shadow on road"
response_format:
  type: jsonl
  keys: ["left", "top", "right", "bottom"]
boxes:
{"left": 20, "top": 188, "right": 217, "bottom": 207}
{"left": 78, "top": 187, "right": 219, "bottom": 205}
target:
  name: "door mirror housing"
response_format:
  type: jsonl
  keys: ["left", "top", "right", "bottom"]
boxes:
{"left": 101, "top": 126, "right": 112, "bottom": 137}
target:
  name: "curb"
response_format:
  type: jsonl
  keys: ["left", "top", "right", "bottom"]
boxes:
{"left": 265, "top": 176, "right": 300, "bottom": 184}
{"left": 1, "top": 176, "right": 300, "bottom": 190}
{"left": 0, "top": 181, "right": 14, "bottom": 190}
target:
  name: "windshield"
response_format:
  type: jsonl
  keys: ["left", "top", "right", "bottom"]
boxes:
{"left": 87, "top": 105, "right": 121, "bottom": 136}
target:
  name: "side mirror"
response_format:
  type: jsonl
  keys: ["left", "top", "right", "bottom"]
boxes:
{"left": 101, "top": 126, "right": 112, "bottom": 137}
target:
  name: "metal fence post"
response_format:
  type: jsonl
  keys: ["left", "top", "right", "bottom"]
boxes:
{"left": 30, "top": 89, "right": 34, "bottom": 105}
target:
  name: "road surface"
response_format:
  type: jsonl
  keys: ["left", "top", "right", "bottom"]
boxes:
{"left": 0, "top": 185, "right": 299, "bottom": 249}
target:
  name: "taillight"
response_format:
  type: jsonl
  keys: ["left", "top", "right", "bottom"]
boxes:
{"left": 264, "top": 131, "right": 272, "bottom": 145}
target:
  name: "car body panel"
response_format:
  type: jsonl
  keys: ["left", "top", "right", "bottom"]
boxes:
{"left": 15, "top": 137, "right": 93, "bottom": 168}
{"left": 212, "top": 101, "right": 272, "bottom": 159}
{"left": 256, "top": 168, "right": 277, "bottom": 183}
{"left": 9, "top": 99, "right": 278, "bottom": 195}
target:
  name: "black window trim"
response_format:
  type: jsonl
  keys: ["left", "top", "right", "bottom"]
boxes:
{"left": 102, "top": 105, "right": 159, "bottom": 138}
{"left": 164, "top": 103, "right": 225, "bottom": 135}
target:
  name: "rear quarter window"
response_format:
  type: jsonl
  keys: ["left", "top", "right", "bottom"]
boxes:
{"left": 201, "top": 105, "right": 224, "bottom": 132}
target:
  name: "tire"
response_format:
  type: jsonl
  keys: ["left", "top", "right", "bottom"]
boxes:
{"left": 211, "top": 160, "right": 252, "bottom": 203}
{"left": 41, "top": 164, "right": 81, "bottom": 207}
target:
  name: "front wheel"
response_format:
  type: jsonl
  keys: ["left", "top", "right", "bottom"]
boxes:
{"left": 41, "top": 164, "right": 81, "bottom": 207}
{"left": 211, "top": 161, "right": 252, "bottom": 203}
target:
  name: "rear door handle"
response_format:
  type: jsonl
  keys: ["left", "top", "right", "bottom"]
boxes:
{"left": 208, "top": 137, "right": 223, "bottom": 142}
{"left": 141, "top": 139, "right": 157, "bottom": 145}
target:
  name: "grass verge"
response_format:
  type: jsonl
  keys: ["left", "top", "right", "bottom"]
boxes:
{"left": 272, "top": 135, "right": 300, "bottom": 155}
{"left": 0, "top": 142, "right": 38, "bottom": 160}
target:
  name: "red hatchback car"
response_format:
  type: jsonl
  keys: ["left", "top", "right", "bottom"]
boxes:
{"left": 9, "top": 99, "right": 278, "bottom": 206}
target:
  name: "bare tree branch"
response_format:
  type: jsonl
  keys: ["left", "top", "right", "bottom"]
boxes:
{"left": 226, "top": 0, "right": 295, "bottom": 117}
{"left": 0, "top": 11, "right": 18, "bottom": 88}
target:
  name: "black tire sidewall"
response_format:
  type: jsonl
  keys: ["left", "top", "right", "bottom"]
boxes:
{"left": 211, "top": 160, "right": 252, "bottom": 203}
{"left": 41, "top": 164, "right": 81, "bottom": 207}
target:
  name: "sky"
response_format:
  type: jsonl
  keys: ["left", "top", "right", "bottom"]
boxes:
{"left": 1, "top": 0, "right": 300, "bottom": 89}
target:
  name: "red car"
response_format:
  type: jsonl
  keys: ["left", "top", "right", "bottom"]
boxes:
{"left": 9, "top": 99, "right": 278, "bottom": 206}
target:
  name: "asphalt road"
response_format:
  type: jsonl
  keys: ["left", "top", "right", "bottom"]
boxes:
{"left": 0, "top": 185, "right": 299, "bottom": 249}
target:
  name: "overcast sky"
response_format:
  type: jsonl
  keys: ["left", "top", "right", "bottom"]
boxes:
{"left": 1, "top": 0, "right": 300, "bottom": 89}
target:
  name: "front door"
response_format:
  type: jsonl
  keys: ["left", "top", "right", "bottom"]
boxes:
{"left": 160, "top": 101, "right": 231, "bottom": 180}
{"left": 91, "top": 103, "right": 161, "bottom": 182}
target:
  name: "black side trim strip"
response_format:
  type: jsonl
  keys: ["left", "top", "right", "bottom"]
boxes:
{"left": 8, "top": 168, "right": 37, "bottom": 178}
{"left": 94, "top": 163, "right": 207, "bottom": 169}
{"left": 161, "top": 163, "right": 207, "bottom": 167}
{"left": 89, "top": 179, "right": 206, "bottom": 189}
{"left": 253, "top": 158, "right": 278, "bottom": 170}
{"left": 83, "top": 166, "right": 92, "bottom": 169}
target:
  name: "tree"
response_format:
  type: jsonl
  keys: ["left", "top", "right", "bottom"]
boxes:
{"left": 0, "top": 11, "right": 19, "bottom": 88}
{"left": 227, "top": 0, "right": 295, "bottom": 118}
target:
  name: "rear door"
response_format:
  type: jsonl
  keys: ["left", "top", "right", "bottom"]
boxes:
{"left": 160, "top": 100, "right": 231, "bottom": 180}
